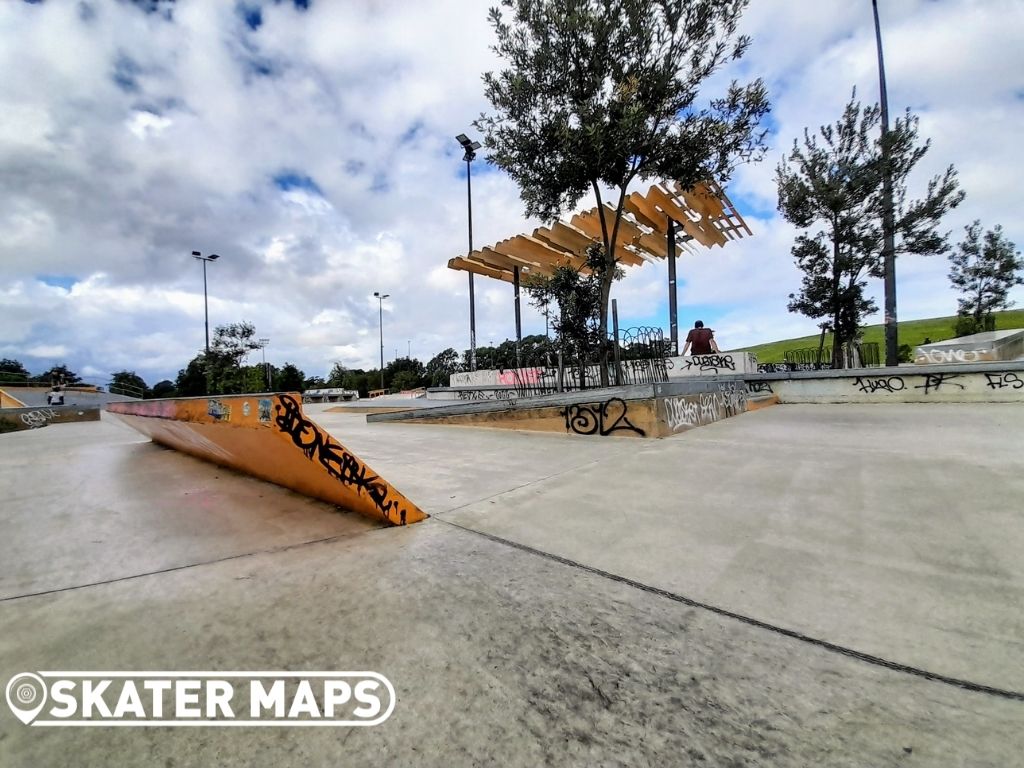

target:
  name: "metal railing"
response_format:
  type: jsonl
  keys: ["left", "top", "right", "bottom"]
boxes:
{"left": 506, "top": 326, "right": 669, "bottom": 398}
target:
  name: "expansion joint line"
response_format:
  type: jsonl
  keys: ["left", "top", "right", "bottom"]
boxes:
{"left": 439, "top": 519, "right": 1024, "bottom": 703}
{"left": 0, "top": 529, "right": 384, "bottom": 603}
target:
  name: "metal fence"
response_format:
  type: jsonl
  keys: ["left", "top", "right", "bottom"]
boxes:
{"left": 766, "top": 341, "right": 881, "bottom": 372}
{"left": 506, "top": 326, "right": 669, "bottom": 398}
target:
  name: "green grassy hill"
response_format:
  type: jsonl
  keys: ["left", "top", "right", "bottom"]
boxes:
{"left": 732, "top": 310, "right": 1024, "bottom": 363}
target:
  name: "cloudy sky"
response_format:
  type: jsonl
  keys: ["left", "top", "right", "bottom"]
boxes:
{"left": 1, "top": 0, "right": 1021, "bottom": 387}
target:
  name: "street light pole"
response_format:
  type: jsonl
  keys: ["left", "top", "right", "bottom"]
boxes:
{"left": 872, "top": 0, "right": 898, "bottom": 367}
{"left": 373, "top": 292, "right": 389, "bottom": 391}
{"left": 191, "top": 251, "right": 220, "bottom": 354}
{"left": 457, "top": 133, "right": 482, "bottom": 372}
{"left": 258, "top": 337, "right": 270, "bottom": 390}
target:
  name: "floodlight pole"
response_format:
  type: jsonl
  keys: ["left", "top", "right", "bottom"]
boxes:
{"left": 191, "top": 250, "right": 220, "bottom": 354}
{"left": 873, "top": 0, "right": 898, "bottom": 366}
{"left": 458, "top": 133, "right": 481, "bottom": 372}
{"left": 667, "top": 219, "right": 679, "bottom": 355}
{"left": 374, "top": 292, "right": 389, "bottom": 390}
{"left": 258, "top": 337, "right": 270, "bottom": 389}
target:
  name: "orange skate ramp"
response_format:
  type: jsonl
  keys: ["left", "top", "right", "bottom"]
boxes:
{"left": 106, "top": 393, "right": 426, "bottom": 526}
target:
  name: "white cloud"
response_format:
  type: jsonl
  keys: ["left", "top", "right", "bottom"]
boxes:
{"left": 0, "top": 0, "right": 1021, "bottom": 386}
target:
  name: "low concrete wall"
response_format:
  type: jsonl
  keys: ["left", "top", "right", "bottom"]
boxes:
{"left": 666, "top": 351, "right": 758, "bottom": 378}
{"left": 753, "top": 362, "right": 1024, "bottom": 404}
{"left": 0, "top": 405, "right": 101, "bottom": 433}
{"left": 107, "top": 394, "right": 426, "bottom": 526}
{"left": 373, "top": 380, "right": 777, "bottom": 438}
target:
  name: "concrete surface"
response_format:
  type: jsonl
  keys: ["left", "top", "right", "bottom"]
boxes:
{"left": 0, "top": 386, "right": 138, "bottom": 408}
{"left": 315, "top": 404, "right": 1024, "bottom": 692}
{"left": 1, "top": 404, "right": 1022, "bottom": 765}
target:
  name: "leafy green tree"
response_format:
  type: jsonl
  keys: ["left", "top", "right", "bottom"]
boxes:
{"left": 326, "top": 362, "right": 348, "bottom": 388}
{"left": 384, "top": 357, "right": 425, "bottom": 390}
{"left": 776, "top": 93, "right": 964, "bottom": 366}
{"left": 303, "top": 375, "right": 327, "bottom": 390}
{"left": 205, "top": 321, "right": 262, "bottom": 394}
{"left": 476, "top": 0, "right": 769, "bottom": 381}
{"left": 0, "top": 358, "right": 30, "bottom": 383}
{"left": 273, "top": 363, "right": 305, "bottom": 393}
{"left": 525, "top": 244, "right": 621, "bottom": 374}
{"left": 109, "top": 370, "right": 148, "bottom": 398}
{"left": 425, "top": 348, "right": 461, "bottom": 387}
{"left": 343, "top": 370, "right": 372, "bottom": 398}
{"left": 948, "top": 221, "right": 1023, "bottom": 336}
{"left": 150, "top": 380, "right": 176, "bottom": 398}
{"left": 175, "top": 356, "right": 208, "bottom": 396}
{"left": 35, "top": 364, "right": 82, "bottom": 386}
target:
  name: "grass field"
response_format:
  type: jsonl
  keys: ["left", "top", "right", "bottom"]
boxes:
{"left": 733, "top": 310, "right": 1024, "bottom": 363}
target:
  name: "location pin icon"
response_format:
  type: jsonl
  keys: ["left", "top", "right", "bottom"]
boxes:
{"left": 6, "top": 673, "right": 48, "bottom": 725}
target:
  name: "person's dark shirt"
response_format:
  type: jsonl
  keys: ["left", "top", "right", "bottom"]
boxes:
{"left": 686, "top": 327, "right": 714, "bottom": 355}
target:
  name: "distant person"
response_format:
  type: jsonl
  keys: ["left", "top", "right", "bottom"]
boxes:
{"left": 682, "top": 320, "right": 719, "bottom": 356}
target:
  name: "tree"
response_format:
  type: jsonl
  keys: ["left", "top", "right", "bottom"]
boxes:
{"left": 776, "top": 93, "right": 964, "bottom": 366}
{"left": 384, "top": 357, "right": 425, "bottom": 391}
{"left": 525, "top": 244, "right": 620, "bottom": 373}
{"left": 476, "top": 0, "right": 769, "bottom": 382}
{"left": 109, "top": 370, "right": 148, "bottom": 398}
{"left": 303, "top": 375, "right": 327, "bottom": 390}
{"left": 35, "top": 364, "right": 82, "bottom": 386}
{"left": 0, "top": 358, "right": 30, "bottom": 383}
{"left": 175, "top": 356, "right": 208, "bottom": 396}
{"left": 948, "top": 221, "right": 1023, "bottom": 336}
{"left": 207, "top": 321, "right": 262, "bottom": 394}
{"left": 151, "top": 380, "right": 176, "bottom": 398}
{"left": 273, "top": 363, "right": 305, "bottom": 393}
{"left": 425, "top": 348, "right": 461, "bottom": 387}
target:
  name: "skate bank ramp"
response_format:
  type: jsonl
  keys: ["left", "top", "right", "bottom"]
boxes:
{"left": 107, "top": 393, "right": 426, "bottom": 526}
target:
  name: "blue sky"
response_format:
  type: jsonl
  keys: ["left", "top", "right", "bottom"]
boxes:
{"left": 0, "top": 0, "right": 1022, "bottom": 387}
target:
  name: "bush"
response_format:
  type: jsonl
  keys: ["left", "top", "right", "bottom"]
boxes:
{"left": 953, "top": 314, "right": 995, "bottom": 338}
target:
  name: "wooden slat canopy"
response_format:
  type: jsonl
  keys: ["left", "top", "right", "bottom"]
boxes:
{"left": 448, "top": 180, "right": 750, "bottom": 283}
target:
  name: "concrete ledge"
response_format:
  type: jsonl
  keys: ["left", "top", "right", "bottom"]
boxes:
{"left": 370, "top": 380, "right": 774, "bottom": 438}
{"left": 0, "top": 404, "right": 101, "bottom": 433}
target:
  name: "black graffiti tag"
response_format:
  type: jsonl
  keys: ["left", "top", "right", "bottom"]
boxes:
{"left": 914, "top": 372, "right": 965, "bottom": 394}
{"left": 559, "top": 398, "right": 646, "bottom": 437}
{"left": 985, "top": 372, "right": 1024, "bottom": 390}
{"left": 684, "top": 354, "right": 736, "bottom": 373}
{"left": 853, "top": 376, "right": 905, "bottom": 394}
{"left": 274, "top": 394, "right": 408, "bottom": 524}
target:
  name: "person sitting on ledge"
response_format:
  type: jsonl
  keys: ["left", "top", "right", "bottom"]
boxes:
{"left": 681, "top": 320, "right": 719, "bottom": 356}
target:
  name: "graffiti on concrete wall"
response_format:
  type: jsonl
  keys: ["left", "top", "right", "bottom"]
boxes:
{"left": 208, "top": 399, "right": 232, "bottom": 421}
{"left": 664, "top": 384, "right": 747, "bottom": 433}
{"left": 747, "top": 381, "right": 774, "bottom": 394}
{"left": 559, "top": 398, "right": 646, "bottom": 437}
{"left": 456, "top": 389, "right": 517, "bottom": 402}
{"left": 682, "top": 354, "right": 736, "bottom": 373}
{"left": 19, "top": 408, "right": 58, "bottom": 428}
{"left": 914, "top": 373, "right": 964, "bottom": 395}
{"left": 985, "top": 372, "right": 1024, "bottom": 390}
{"left": 916, "top": 348, "right": 992, "bottom": 364}
{"left": 274, "top": 394, "right": 412, "bottom": 524}
{"left": 852, "top": 376, "right": 906, "bottom": 394}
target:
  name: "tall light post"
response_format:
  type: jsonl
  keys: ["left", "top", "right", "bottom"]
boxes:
{"left": 872, "top": 0, "right": 898, "bottom": 367}
{"left": 191, "top": 251, "right": 220, "bottom": 353}
{"left": 456, "top": 133, "right": 481, "bottom": 371}
{"left": 373, "top": 292, "right": 389, "bottom": 391}
{"left": 258, "top": 337, "right": 270, "bottom": 390}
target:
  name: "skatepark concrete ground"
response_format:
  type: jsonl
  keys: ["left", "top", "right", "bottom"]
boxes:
{"left": 1, "top": 403, "right": 1022, "bottom": 765}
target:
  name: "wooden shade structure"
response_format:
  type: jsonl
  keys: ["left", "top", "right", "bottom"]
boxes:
{"left": 447, "top": 179, "right": 751, "bottom": 354}
{"left": 448, "top": 180, "right": 750, "bottom": 283}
